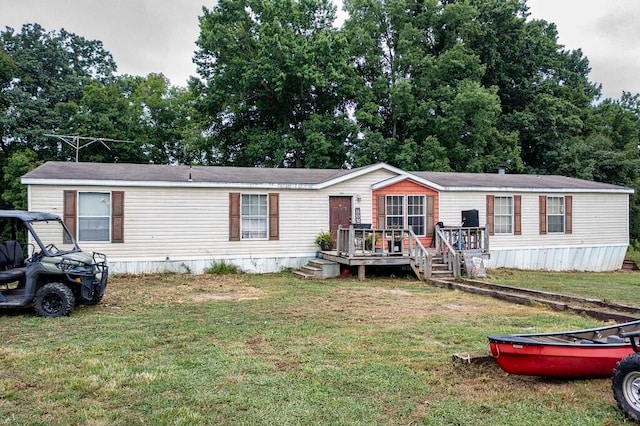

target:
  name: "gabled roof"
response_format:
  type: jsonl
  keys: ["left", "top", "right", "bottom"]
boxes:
{"left": 22, "top": 161, "right": 633, "bottom": 193}
{"left": 21, "top": 161, "right": 402, "bottom": 189}
{"left": 410, "top": 171, "right": 633, "bottom": 193}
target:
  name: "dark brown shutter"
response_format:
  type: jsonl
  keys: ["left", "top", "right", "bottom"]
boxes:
{"left": 539, "top": 196, "right": 547, "bottom": 235}
{"left": 486, "top": 195, "right": 494, "bottom": 236}
{"left": 63, "top": 190, "right": 77, "bottom": 242}
{"left": 229, "top": 193, "right": 240, "bottom": 241}
{"left": 376, "top": 195, "right": 386, "bottom": 229}
{"left": 111, "top": 191, "right": 124, "bottom": 243}
{"left": 268, "top": 193, "right": 279, "bottom": 240}
{"left": 514, "top": 195, "right": 521, "bottom": 236}
{"left": 426, "top": 196, "right": 435, "bottom": 236}
{"left": 565, "top": 195, "right": 572, "bottom": 234}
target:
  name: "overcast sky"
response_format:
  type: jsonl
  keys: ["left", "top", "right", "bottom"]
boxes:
{"left": 1, "top": 0, "right": 639, "bottom": 100}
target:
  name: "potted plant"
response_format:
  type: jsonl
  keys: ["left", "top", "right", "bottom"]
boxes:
{"left": 315, "top": 231, "right": 334, "bottom": 251}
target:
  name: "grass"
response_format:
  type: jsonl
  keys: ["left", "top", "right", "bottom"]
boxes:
{"left": 485, "top": 269, "right": 640, "bottom": 305}
{"left": 1, "top": 271, "right": 637, "bottom": 425}
{"left": 627, "top": 242, "right": 640, "bottom": 266}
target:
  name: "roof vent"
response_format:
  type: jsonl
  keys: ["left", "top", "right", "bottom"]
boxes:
{"left": 497, "top": 166, "right": 506, "bottom": 175}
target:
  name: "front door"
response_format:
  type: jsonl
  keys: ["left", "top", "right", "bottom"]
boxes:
{"left": 329, "top": 196, "right": 352, "bottom": 247}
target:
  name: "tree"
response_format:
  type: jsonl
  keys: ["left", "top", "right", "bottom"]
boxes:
{"left": 345, "top": 0, "right": 522, "bottom": 172}
{"left": 2, "top": 148, "right": 39, "bottom": 209}
{"left": 0, "top": 24, "right": 117, "bottom": 160}
{"left": 193, "top": 0, "right": 358, "bottom": 167}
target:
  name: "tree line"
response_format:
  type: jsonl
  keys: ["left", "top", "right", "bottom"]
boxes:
{"left": 1, "top": 0, "right": 639, "bottom": 240}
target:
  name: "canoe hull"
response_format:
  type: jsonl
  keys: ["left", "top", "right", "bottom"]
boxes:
{"left": 488, "top": 319, "right": 640, "bottom": 378}
{"left": 488, "top": 339, "right": 634, "bottom": 378}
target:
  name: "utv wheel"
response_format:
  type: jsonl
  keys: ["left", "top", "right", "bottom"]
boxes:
{"left": 85, "top": 290, "right": 104, "bottom": 306}
{"left": 612, "top": 353, "right": 640, "bottom": 422}
{"left": 34, "top": 283, "right": 75, "bottom": 318}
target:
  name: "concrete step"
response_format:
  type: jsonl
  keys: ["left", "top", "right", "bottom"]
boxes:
{"left": 294, "top": 258, "right": 340, "bottom": 279}
{"left": 292, "top": 270, "right": 315, "bottom": 279}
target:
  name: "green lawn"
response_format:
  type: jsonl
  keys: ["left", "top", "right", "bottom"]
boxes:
{"left": 485, "top": 269, "right": 640, "bottom": 306}
{"left": 0, "top": 272, "right": 636, "bottom": 425}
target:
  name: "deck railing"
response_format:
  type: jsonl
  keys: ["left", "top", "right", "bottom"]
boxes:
{"left": 434, "top": 225, "right": 489, "bottom": 279}
{"left": 334, "top": 224, "right": 488, "bottom": 281}
{"left": 336, "top": 225, "right": 415, "bottom": 258}
{"left": 434, "top": 225, "right": 489, "bottom": 253}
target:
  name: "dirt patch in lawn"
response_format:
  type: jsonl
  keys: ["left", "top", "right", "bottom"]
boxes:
{"left": 103, "top": 274, "right": 265, "bottom": 308}
{"left": 278, "top": 284, "right": 538, "bottom": 327}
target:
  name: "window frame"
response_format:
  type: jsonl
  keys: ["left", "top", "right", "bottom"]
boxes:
{"left": 546, "top": 196, "right": 565, "bottom": 234}
{"left": 407, "top": 195, "right": 426, "bottom": 236}
{"left": 77, "top": 191, "right": 112, "bottom": 243}
{"left": 494, "top": 196, "right": 514, "bottom": 235}
{"left": 385, "top": 195, "right": 404, "bottom": 229}
{"left": 384, "top": 195, "right": 427, "bottom": 236}
{"left": 240, "top": 193, "right": 269, "bottom": 240}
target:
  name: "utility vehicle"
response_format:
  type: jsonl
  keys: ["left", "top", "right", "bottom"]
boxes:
{"left": 612, "top": 332, "right": 640, "bottom": 422}
{"left": 0, "top": 210, "right": 108, "bottom": 317}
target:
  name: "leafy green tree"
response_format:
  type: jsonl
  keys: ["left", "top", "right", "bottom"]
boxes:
{"left": 345, "top": 0, "right": 521, "bottom": 172}
{"left": 0, "top": 24, "right": 116, "bottom": 160}
{"left": 2, "top": 148, "right": 39, "bottom": 209}
{"left": 193, "top": 0, "right": 358, "bottom": 167}
{"left": 68, "top": 73, "right": 190, "bottom": 164}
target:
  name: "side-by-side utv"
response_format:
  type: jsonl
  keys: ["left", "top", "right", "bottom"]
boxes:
{"left": 0, "top": 210, "right": 108, "bottom": 317}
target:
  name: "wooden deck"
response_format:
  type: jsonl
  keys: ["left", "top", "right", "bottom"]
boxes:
{"left": 317, "top": 225, "right": 489, "bottom": 280}
{"left": 318, "top": 249, "right": 416, "bottom": 266}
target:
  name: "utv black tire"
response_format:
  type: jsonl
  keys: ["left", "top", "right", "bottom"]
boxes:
{"left": 34, "top": 283, "right": 75, "bottom": 318}
{"left": 612, "top": 353, "right": 640, "bottom": 423}
{"left": 85, "top": 290, "right": 104, "bottom": 306}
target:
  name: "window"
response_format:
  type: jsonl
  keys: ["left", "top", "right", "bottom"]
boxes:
{"left": 494, "top": 196, "right": 513, "bottom": 234}
{"left": 385, "top": 196, "right": 404, "bottom": 229}
{"left": 407, "top": 196, "right": 425, "bottom": 236}
{"left": 241, "top": 194, "right": 268, "bottom": 239}
{"left": 383, "top": 195, "right": 426, "bottom": 236}
{"left": 78, "top": 192, "right": 110, "bottom": 241}
{"left": 547, "top": 196, "right": 565, "bottom": 233}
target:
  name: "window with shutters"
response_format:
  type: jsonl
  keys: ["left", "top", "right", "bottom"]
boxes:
{"left": 384, "top": 195, "right": 426, "bottom": 236}
{"left": 494, "top": 196, "right": 513, "bottom": 234}
{"left": 547, "top": 196, "right": 565, "bottom": 233}
{"left": 78, "top": 192, "right": 111, "bottom": 242}
{"left": 241, "top": 194, "right": 268, "bottom": 239}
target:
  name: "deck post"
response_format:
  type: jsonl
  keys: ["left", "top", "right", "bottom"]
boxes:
{"left": 358, "top": 265, "right": 366, "bottom": 281}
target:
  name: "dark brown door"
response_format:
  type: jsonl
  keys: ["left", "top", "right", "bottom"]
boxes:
{"left": 329, "top": 196, "right": 352, "bottom": 246}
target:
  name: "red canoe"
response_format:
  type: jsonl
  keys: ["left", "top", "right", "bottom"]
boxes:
{"left": 488, "top": 319, "right": 640, "bottom": 378}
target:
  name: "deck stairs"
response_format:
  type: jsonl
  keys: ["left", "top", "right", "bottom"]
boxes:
{"left": 411, "top": 252, "right": 455, "bottom": 281}
{"left": 293, "top": 258, "right": 340, "bottom": 280}
{"left": 428, "top": 254, "right": 455, "bottom": 280}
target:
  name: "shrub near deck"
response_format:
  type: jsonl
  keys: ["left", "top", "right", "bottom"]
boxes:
{"left": 0, "top": 273, "right": 629, "bottom": 425}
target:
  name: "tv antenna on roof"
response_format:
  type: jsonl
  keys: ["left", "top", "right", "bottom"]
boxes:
{"left": 45, "top": 134, "right": 136, "bottom": 162}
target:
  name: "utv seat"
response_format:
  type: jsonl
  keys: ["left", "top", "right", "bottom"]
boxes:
{"left": 4, "top": 241, "right": 25, "bottom": 268}
{"left": 0, "top": 242, "right": 26, "bottom": 282}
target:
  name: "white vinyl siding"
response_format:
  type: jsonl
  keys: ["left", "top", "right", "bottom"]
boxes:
{"left": 78, "top": 192, "right": 110, "bottom": 242}
{"left": 25, "top": 168, "right": 397, "bottom": 272}
{"left": 438, "top": 191, "right": 629, "bottom": 248}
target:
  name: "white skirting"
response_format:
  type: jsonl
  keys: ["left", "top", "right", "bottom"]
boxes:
{"left": 107, "top": 254, "right": 317, "bottom": 275}
{"left": 487, "top": 245, "right": 627, "bottom": 272}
